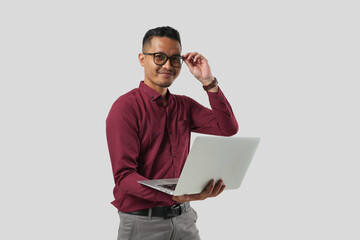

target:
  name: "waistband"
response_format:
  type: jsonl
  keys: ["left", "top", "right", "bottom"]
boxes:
{"left": 122, "top": 202, "right": 190, "bottom": 219}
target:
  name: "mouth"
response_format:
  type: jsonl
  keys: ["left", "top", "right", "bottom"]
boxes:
{"left": 158, "top": 72, "right": 174, "bottom": 77}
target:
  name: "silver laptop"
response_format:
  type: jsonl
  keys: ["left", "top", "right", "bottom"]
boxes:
{"left": 138, "top": 136, "right": 260, "bottom": 196}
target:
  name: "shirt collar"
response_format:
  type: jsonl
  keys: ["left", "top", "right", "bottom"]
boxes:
{"left": 139, "top": 81, "right": 172, "bottom": 101}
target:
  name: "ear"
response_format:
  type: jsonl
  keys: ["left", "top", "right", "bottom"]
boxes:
{"left": 138, "top": 53, "right": 145, "bottom": 67}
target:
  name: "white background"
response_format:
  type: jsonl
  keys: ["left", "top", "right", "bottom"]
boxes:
{"left": 1, "top": 0, "right": 359, "bottom": 239}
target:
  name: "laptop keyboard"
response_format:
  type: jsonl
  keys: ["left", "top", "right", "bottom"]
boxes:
{"left": 159, "top": 184, "right": 177, "bottom": 191}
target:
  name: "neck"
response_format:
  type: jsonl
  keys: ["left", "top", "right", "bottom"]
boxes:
{"left": 144, "top": 79, "right": 168, "bottom": 99}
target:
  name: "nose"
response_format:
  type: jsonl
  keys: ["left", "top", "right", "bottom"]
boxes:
{"left": 162, "top": 58, "right": 173, "bottom": 69}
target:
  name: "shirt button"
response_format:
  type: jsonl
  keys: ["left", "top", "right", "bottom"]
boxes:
{"left": 169, "top": 131, "right": 172, "bottom": 135}
{"left": 220, "top": 96, "right": 223, "bottom": 100}
{"left": 151, "top": 96, "right": 154, "bottom": 99}
{"left": 173, "top": 154, "right": 177, "bottom": 158}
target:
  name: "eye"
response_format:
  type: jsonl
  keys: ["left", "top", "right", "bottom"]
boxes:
{"left": 171, "top": 56, "right": 182, "bottom": 62}
{"left": 154, "top": 54, "right": 166, "bottom": 61}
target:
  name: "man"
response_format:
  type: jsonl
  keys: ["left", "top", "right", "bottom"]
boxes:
{"left": 106, "top": 26, "right": 238, "bottom": 240}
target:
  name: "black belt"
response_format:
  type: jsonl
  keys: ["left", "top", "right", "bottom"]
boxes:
{"left": 124, "top": 202, "right": 189, "bottom": 219}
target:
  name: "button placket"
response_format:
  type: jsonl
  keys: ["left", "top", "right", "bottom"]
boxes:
{"left": 166, "top": 109, "right": 177, "bottom": 175}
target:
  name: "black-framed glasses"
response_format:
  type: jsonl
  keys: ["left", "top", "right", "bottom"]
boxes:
{"left": 143, "top": 52, "right": 184, "bottom": 68}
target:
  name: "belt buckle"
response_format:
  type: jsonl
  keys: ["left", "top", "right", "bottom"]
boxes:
{"left": 164, "top": 204, "right": 182, "bottom": 219}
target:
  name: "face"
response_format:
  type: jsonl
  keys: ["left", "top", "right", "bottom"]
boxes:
{"left": 139, "top": 36, "right": 182, "bottom": 89}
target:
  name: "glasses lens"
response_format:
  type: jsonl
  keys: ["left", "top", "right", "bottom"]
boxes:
{"left": 154, "top": 54, "right": 167, "bottom": 65}
{"left": 170, "top": 56, "right": 183, "bottom": 67}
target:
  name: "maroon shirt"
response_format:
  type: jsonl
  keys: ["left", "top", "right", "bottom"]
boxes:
{"left": 106, "top": 81, "right": 238, "bottom": 212}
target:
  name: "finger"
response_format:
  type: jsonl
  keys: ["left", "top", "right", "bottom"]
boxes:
{"left": 183, "top": 53, "right": 194, "bottom": 64}
{"left": 216, "top": 184, "right": 226, "bottom": 196}
{"left": 182, "top": 52, "right": 191, "bottom": 60}
{"left": 212, "top": 185, "right": 226, "bottom": 197}
{"left": 184, "top": 53, "right": 202, "bottom": 67}
{"left": 182, "top": 52, "right": 192, "bottom": 59}
{"left": 207, "top": 179, "right": 215, "bottom": 191}
{"left": 211, "top": 180, "right": 224, "bottom": 196}
{"left": 184, "top": 57, "right": 195, "bottom": 66}
{"left": 193, "top": 53, "right": 203, "bottom": 63}
{"left": 210, "top": 185, "right": 226, "bottom": 198}
{"left": 201, "top": 179, "right": 215, "bottom": 198}
{"left": 187, "top": 52, "right": 199, "bottom": 62}
{"left": 183, "top": 59, "right": 195, "bottom": 71}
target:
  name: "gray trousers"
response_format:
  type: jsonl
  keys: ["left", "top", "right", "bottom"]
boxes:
{"left": 117, "top": 204, "right": 201, "bottom": 240}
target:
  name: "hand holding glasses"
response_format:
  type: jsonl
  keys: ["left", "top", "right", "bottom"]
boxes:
{"left": 143, "top": 51, "right": 215, "bottom": 86}
{"left": 143, "top": 52, "right": 184, "bottom": 68}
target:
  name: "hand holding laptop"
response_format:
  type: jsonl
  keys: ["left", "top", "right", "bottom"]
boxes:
{"left": 138, "top": 136, "right": 260, "bottom": 197}
{"left": 172, "top": 179, "right": 226, "bottom": 203}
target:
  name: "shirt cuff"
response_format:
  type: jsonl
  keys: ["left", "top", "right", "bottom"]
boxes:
{"left": 206, "top": 87, "right": 226, "bottom": 106}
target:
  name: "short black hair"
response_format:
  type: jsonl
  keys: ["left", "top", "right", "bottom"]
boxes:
{"left": 142, "top": 26, "right": 181, "bottom": 51}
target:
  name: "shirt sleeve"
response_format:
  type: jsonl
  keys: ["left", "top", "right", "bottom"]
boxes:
{"left": 106, "top": 100, "right": 172, "bottom": 204}
{"left": 188, "top": 87, "right": 239, "bottom": 136}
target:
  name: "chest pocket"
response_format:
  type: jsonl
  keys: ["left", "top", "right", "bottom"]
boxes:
{"left": 177, "top": 119, "right": 190, "bottom": 131}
